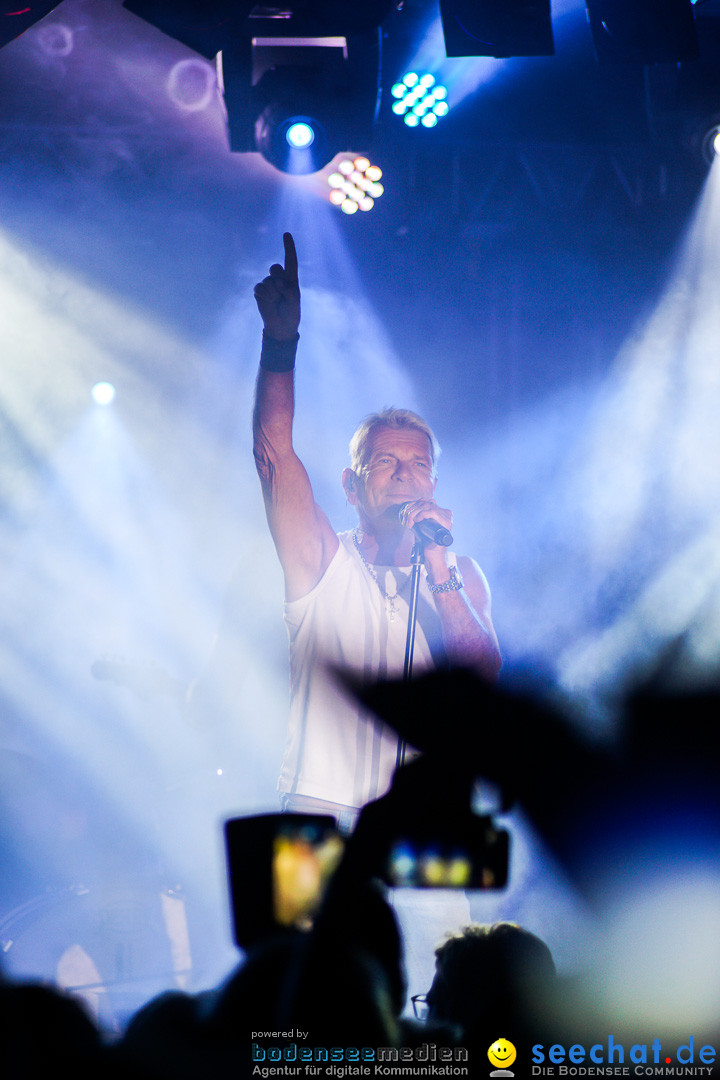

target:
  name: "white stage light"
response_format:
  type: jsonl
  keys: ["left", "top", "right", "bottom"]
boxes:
{"left": 327, "top": 156, "right": 384, "bottom": 215}
{"left": 91, "top": 382, "right": 116, "bottom": 405}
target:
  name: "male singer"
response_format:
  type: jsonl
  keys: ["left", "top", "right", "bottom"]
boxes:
{"left": 253, "top": 234, "right": 501, "bottom": 830}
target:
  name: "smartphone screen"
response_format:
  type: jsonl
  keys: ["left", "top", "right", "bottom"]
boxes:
{"left": 384, "top": 816, "right": 509, "bottom": 889}
{"left": 272, "top": 819, "right": 345, "bottom": 929}
{"left": 224, "top": 813, "right": 344, "bottom": 949}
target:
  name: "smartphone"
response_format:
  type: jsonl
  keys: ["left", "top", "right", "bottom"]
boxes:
{"left": 383, "top": 814, "right": 509, "bottom": 890}
{"left": 224, "top": 813, "right": 345, "bottom": 949}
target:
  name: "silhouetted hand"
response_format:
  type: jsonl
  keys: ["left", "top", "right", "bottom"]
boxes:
{"left": 253, "top": 232, "right": 300, "bottom": 341}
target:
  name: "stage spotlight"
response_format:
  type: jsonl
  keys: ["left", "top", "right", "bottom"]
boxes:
{"left": 391, "top": 73, "right": 449, "bottom": 129}
{"left": 327, "top": 156, "right": 384, "bottom": 214}
{"left": 585, "top": 0, "right": 698, "bottom": 65}
{"left": 248, "top": 57, "right": 337, "bottom": 174}
{"left": 91, "top": 382, "right": 116, "bottom": 406}
{"left": 286, "top": 121, "right": 315, "bottom": 149}
{"left": 439, "top": 0, "right": 554, "bottom": 58}
{"left": 226, "top": 32, "right": 386, "bottom": 174}
{"left": 124, "top": 2, "right": 392, "bottom": 174}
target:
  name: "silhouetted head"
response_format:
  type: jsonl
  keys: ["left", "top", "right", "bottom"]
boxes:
{"left": 427, "top": 922, "right": 557, "bottom": 1035}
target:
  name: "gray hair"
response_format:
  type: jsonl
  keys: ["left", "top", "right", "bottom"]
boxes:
{"left": 349, "top": 408, "right": 441, "bottom": 475}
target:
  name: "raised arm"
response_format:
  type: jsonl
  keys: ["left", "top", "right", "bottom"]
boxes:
{"left": 252, "top": 233, "right": 338, "bottom": 601}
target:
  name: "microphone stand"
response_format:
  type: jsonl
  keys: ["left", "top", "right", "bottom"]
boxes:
{"left": 396, "top": 538, "right": 424, "bottom": 769}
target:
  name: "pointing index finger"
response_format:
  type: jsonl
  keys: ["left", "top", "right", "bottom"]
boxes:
{"left": 283, "top": 232, "right": 298, "bottom": 283}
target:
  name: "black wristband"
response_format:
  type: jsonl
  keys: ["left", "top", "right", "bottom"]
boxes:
{"left": 260, "top": 331, "right": 299, "bottom": 372}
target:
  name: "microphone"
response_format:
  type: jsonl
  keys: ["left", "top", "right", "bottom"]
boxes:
{"left": 398, "top": 502, "right": 453, "bottom": 546}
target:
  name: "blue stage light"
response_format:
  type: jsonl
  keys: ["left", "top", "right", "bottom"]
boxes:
{"left": 390, "top": 72, "right": 449, "bottom": 129}
{"left": 286, "top": 121, "right": 315, "bottom": 149}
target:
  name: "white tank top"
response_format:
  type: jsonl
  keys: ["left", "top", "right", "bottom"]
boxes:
{"left": 279, "top": 531, "right": 452, "bottom": 808}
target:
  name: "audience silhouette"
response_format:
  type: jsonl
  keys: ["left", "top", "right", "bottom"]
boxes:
{"left": 425, "top": 921, "right": 557, "bottom": 1051}
{"left": 4, "top": 667, "right": 720, "bottom": 1077}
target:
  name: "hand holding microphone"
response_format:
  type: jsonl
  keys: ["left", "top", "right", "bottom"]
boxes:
{"left": 398, "top": 500, "right": 453, "bottom": 547}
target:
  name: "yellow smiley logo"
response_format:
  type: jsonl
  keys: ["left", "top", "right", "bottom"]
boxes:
{"left": 488, "top": 1039, "right": 517, "bottom": 1070}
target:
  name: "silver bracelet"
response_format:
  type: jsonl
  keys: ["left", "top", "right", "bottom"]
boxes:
{"left": 427, "top": 566, "right": 464, "bottom": 594}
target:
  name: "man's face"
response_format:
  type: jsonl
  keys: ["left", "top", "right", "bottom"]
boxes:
{"left": 353, "top": 425, "right": 436, "bottom": 525}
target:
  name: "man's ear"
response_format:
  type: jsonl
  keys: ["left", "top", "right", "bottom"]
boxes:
{"left": 342, "top": 467, "right": 359, "bottom": 504}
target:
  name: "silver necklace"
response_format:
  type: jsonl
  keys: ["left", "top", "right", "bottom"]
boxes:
{"left": 352, "top": 528, "right": 415, "bottom": 622}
